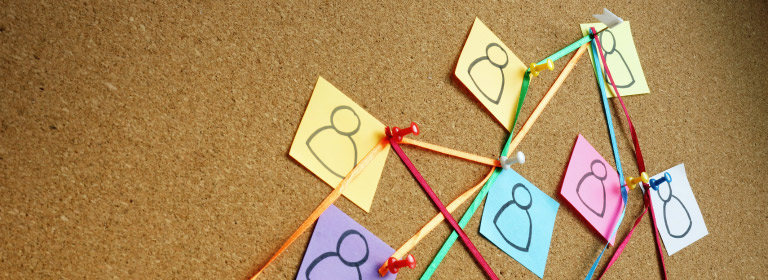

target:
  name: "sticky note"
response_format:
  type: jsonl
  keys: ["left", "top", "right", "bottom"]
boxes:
{"left": 296, "top": 205, "right": 397, "bottom": 280}
{"left": 480, "top": 168, "right": 559, "bottom": 278}
{"left": 456, "top": 18, "right": 528, "bottom": 131}
{"left": 648, "top": 164, "right": 708, "bottom": 255}
{"left": 560, "top": 134, "right": 623, "bottom": 245}
{"left": 289, "top": 77, "right": 390, "bottom": 212}
{"left": 580, "top": 22, "right": 649, "bottom": 97}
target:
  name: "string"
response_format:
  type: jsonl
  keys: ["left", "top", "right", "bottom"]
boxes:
{"left": 389, "top": 137, "right": 499, "bottom": 280}
{"left": 600, "top": 203, "right": 650, "bottom": 278}
{"left": 400, "top": 138, "right": 501, "bottom": 167}
{"left": 422, "top": 43, "right": 589, "bottom": 279}
{"left": 508, "top": 35, "right": 592, "bottom": 137}
{"left": 584, "top": 28, "right": 629, "bottom": 280}
{"left": 511, "top": 35, "right": 593, "bottom": 158}
{"left": 250, "top": 138, "right": 390, "bottom": 279}
{"left": 378, "top": 167, "right": 495, "bottom": 276}
{"left": 589, "top": 27, "right": 667, "bottom": 279}
{"left": 375, "top": 136, "right": 518, "bottom": 275}
{"left": 379, "top": 135, "right": 527, "bottom": 275}
{"left": 257, "top": 33, "right": 589, "bottom": 277}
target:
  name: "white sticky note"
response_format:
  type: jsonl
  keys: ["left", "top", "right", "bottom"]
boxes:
{"left": 648, "top": 164, "right": 708, "bottom": 255}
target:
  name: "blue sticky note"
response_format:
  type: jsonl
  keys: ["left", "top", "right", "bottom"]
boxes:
{"left": 479, "top": 168, "right": 559, "bottom": 278}
{"left": 296, "top": 205, "right": 397, "bottom": 280}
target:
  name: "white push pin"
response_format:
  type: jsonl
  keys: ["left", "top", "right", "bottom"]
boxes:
{"left": 499, "top": 151, "right": 525, "bottom": 170}
{"left": 593, "top": 8, "right": 624, "bottom": 29}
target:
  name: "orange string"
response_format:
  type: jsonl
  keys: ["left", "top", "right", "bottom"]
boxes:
{"left": 378, "top": 167, "right": 494, "bottom": 276}
{"left": 250, "top": 138, "right": 390, "bottom": 279}
{"left": 505, "top": 44, "right": 588, "bottom": 156}
{"left": 400, "top": 138, "right": 501, "bottom": 167}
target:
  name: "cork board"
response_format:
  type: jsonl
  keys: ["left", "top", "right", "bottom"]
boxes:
{"left": 1, "top": 1, "right": 767, "bottom": 279}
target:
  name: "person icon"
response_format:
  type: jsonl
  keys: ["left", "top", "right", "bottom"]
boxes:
{"left": 576, "top": 160, "right": 608, "bottom": 218}
{"left": 655, "top": 174, "right": 693, "bottom": 238}
{"left": 304, "top": 229, "right": 370, "bottom": 280}
{"left": 306, "top": 105, "right": 361, "bottom": 179}
{"left": 468, "top": 43, "right": 509, "bottom": 105}
{"left": 599, "top": 29, "right": 635, "bottom": 89}
{"left": 493, "top": 183, "right": 532, "bottom": 252}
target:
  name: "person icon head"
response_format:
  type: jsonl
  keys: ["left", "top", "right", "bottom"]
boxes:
{"left": 336, "top": 230, "right": 369, "bottom": 268}
{"left": 305, "top": 229, "right": 370, "bottom": 280}
{"left": 656, "top": 178, "right": 673, "bottom": 203}
{"left": 330, "top": 106, "right": 361, "bottom": 137}
{"left": 511, "top": 183, "right": 532, "bottom": 211}
{"left": 485, "top": 43, "right": 509, "bottom": 69}
{"left": 590, "top": 160, "right": 608, "bottom": 181}
{"left": 600, "top": 30, "right": 617, "bottom": 53}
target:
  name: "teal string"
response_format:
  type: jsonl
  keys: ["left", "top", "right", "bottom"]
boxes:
{"left": 421, "top": 34, "right": 593, "bottom": 279}
{"left": 584, "top": 29, "right": 628, "bottom": 280}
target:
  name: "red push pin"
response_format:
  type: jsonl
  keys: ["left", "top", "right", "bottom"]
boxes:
{"left": 387, "top": 254, "right": 416, "bottom": 274}
{"left": 388, "top": 122, "right": 419, "bottom": 142}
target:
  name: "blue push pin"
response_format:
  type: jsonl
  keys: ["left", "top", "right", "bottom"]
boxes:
{"left": 649, "top": 172, "right": 672, "bottom": 191}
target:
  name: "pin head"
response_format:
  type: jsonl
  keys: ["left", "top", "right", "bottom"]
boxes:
{"left": 390, "top": 122, "right": 419, "bottom": 142}
{"left": 499, "top": 151, "right": 525, "bottom": 169}
{"left": 649, "top": 172, "right": 672, "bottom": 191}
{"left": 530, "top": 59, "right": 554, "bottom": 77}
{"left": 387, "top": 254, "right": 416, "bottom": 274}
{"left": 514, "top": 151, "right": 525, "bottom": 165}
{"left": 403, "top": 254, "right": 416, "bottom": 269}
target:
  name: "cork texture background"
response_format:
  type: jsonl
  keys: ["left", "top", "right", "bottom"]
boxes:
{"left": 1, "top": 1, "right": 767, "bottom": 279}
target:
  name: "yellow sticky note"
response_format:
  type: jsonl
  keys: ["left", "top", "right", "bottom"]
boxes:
{"left": 455, "top": 18, "right": 528, "bottom": 131}
{"left": 289, "top": 77, "right": 390, "bottom": 212}
{"left": 580, "top": 22, "right": 650, "bottom": 97}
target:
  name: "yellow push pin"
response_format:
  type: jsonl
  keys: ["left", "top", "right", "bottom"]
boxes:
{"left": 625, "top": 172, "right": 649, "bottom": 190}
{"left": 529, "top": 59, "right": 554, "bottom": 77}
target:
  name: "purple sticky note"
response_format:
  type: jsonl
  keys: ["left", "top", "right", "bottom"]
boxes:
{"left": 296, "top": 205, "right": 397, "bottom": 280}
{"left": 560, "top": 134, "right": 623, "bottom": 245}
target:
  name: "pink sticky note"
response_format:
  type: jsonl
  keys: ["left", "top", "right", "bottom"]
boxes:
{"left": 560, "top": 134, "right": 623, "bottom": 245}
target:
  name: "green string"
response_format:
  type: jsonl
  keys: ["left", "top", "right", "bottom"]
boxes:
{"left": 420, "top": 34, "right": 593, "bottom": 279}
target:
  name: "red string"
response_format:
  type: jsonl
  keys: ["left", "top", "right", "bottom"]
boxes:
{"left": 590, "top": 27, "right": 667, "bottom": 279}
{"left": 598, "top": 205, "right": 648, "bottom": 280}
{"left": 388, "top": 135, "right": 499, "bottom": 280}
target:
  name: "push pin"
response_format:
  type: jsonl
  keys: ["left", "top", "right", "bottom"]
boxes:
{"left": 625, "top": 172, "right": 649, "bottom": 190}
{"left": 649, "top": 172, "right": 672, "bottom": 191}
{"left": 499, "top": 151, "right": 525, "bottom": 170}
{"left": 388, "top": 122, "right": 419, "bottom": 142}
{"left": 529, "top": 59, "right": 554, "bottom": 77}
{"left": 387, "top": 254, "right": 416, "bottom": 274}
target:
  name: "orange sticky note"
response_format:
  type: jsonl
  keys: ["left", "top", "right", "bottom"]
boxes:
{"left": 289, "top": 77, "right": 390, "bottom": 212}
{"left": 456, "top": 18, "right": 528, "bottom": 131}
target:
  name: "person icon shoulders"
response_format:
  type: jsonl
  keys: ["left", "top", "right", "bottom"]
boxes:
{"left": 576, "top": 160, "right": 608, "bottom": 218}
{"left": 468, "top": 43, "right": 509, "bottom": 105}
{"left": 493, "top": 183, "right": 533, "bottom": 252}
{"left": 306, "top": 105, "right": 361, "bottom": 179}
{"left": 304, "top": 229, "right": 370, "bottom": 280}
{"left": 655, "top": 173, "right": 693, "bottom": 238}
{"left": 599, "top": 29, "right": 635, "bottom": 89}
